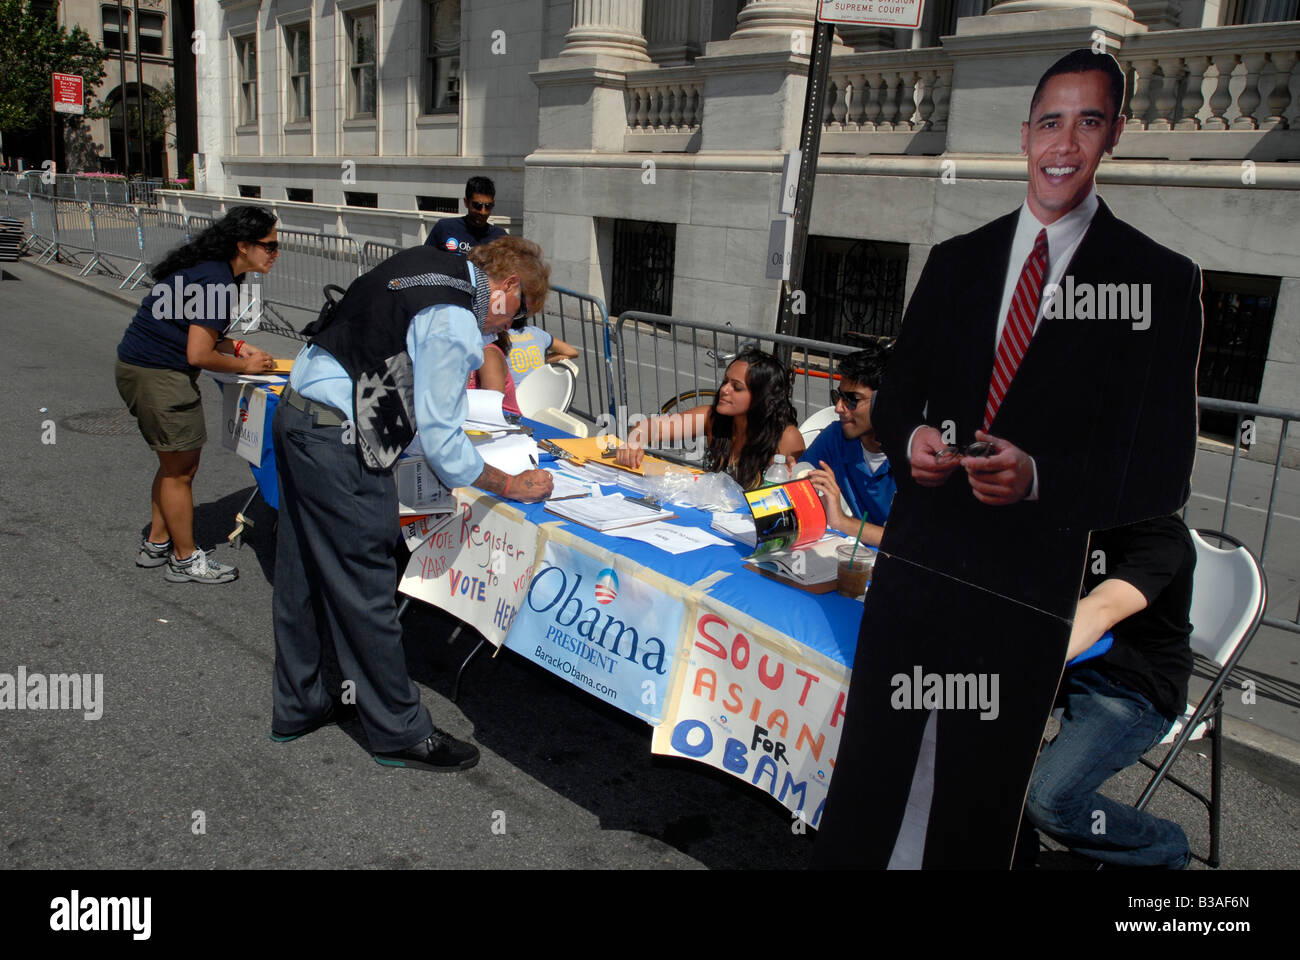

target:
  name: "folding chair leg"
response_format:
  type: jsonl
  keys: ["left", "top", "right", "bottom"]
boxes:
{"left": 1209, "top": 696, "right": 1224, "bottom": 868}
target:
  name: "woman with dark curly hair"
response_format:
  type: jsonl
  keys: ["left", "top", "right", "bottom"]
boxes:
{"left": 115, "top": 204, "right": 280, "bottom": 584}
{"left": 616, "top": 348, "right": 805, "bottom": 489}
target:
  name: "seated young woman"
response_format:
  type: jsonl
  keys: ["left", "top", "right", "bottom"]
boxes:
{"left": 615, "top": 347, "right": 804, "bottom": 490}
{"left": 467, "top": 330, "right": 521, "bottom": 416}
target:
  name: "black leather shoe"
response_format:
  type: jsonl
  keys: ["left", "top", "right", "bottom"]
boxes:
{"left": 373, "top": 728, "right": 480, "bottom": 772}
{"left": 270, "top": 701, "right": 357, "bottom": 743}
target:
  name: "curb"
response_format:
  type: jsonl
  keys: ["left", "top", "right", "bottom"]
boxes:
{"left": 13, "top": 254, "right": 1300, "bottom": 801}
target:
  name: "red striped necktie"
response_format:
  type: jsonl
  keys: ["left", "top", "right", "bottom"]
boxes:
{"left": 983, "top": 228, "right": 1048, "bottom": 431}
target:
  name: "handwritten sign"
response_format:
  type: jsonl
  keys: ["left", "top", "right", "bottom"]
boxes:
{"left": 653, "top": 600, "right": 851, "bottom": 828}
{"left": 399, "top": 491, "right": 537, "bottom": 647}
{"left": 504, "top": 536, "right": 685, "bottom": 724}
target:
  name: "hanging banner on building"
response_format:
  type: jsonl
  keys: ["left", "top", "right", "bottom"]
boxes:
{"left": 652, "top": 595, "right": 851, "bottom": 829}
{"left": 220, "top": 382, "right": 267, "bottom": 466}
{"left": 817, "top": 0, "right": 925, "bottom": 30}
{"left": 504, "top": 532, "right": 686, "bottom": 724}
{"left": 399, "top": 492, "right": 538, "bottom": 647}
{"left": 52, "top": 73, "right": 85, "bottom": 115}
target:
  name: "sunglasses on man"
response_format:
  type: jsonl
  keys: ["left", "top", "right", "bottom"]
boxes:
{"left": 469, "top": 200, "right": 495, "bottom": 212}
{"left": 833, "top": 388, "right": 868, "bottom": 411}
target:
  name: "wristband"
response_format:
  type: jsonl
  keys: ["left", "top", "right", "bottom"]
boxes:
{"left": 234, "top": 339, "right": 246, "bottom": 358}
{"left": 504, "top": 474, "right": 513, "bottom": 498}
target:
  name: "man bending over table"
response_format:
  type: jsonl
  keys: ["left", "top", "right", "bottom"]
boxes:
{"left": 1022, "top": 514, "right": 1196, "bottom": 869}
{"left": 269, "top": 237, "right": 553, "bottom": 772}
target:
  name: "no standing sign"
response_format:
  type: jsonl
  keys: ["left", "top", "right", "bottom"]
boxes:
{"left": 52, "top": 73, "right": 85, "bottom": 116}
{"left": 818, "top": 0, "right": 926, "bottom": 30}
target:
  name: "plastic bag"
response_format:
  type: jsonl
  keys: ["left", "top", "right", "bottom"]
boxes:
{"left": 643, "top": 468, "right": 746, "bottom": 513}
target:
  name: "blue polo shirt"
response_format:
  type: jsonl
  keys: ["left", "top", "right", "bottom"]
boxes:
{"left": 803, "top": 423, "right": 896, "bottom": 526}
{"left": 424, "top": 215, "right": 506, "bottom": 255}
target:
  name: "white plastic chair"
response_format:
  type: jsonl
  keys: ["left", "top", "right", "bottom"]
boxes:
{"left": 530, "top": 407, "right": 588, "bottom": 437}
{"left": 1131, "top": 528, "right": 1267, "bottom": 868}
{"left": 516, "top": 359, "right": 577, "bottom": 419}
{"left": 798, "top": 405, "right": 838, "bottom": 449}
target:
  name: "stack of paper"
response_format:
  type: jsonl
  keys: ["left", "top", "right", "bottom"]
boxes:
{"left": 395, "top": 457, "right": 455, "bottom": 516}
{"left": 711, "top": 512, "right": 757, "bottom": 547}
{"left": 477, "top": 433, "right": 540, "bottom": 475}
{"left": 545, "top": 492, "right": 676, "bottom": 532}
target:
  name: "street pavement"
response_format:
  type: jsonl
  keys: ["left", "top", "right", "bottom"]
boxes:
{"left": 1, "top": 257, "right": 1296, "bottom": 870}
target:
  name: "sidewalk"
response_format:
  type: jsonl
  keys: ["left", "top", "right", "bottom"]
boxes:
{"left": 13, "top": 250, "right": 1300, "bottom": 802}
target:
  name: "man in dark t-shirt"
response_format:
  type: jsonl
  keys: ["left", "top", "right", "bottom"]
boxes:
{"left": 1023, "top": 514, "right": 1197, "bottom": 868}
{"left": 425, "top": 175, "right": 507, "bottom": 255}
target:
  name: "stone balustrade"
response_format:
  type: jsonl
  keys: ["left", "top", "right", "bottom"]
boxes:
{"left": 624, "top": 69, "right": 705, "bottom": 152}
{"left": 1116, "top": 22, "right": 1300, "bottom": 161}
{"left": 821, "top": 49, "right": 953, "bottom": 155}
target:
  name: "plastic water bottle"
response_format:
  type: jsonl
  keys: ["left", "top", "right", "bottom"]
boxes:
{"left": 764, "top": 454, "right": 792, "bottom": 486}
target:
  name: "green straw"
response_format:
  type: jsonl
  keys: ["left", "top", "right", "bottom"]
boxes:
{"left": 849, "top": 512, "right": 869, "bottom": 565}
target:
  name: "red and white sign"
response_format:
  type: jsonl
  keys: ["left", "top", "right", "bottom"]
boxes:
{"left": 52, "top": 73, "right": 84, "bottom": 115}
{"left": 818, "top": 0, "right": 925, "bottom": 29}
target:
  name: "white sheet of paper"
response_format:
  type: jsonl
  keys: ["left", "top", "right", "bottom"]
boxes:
{"left": 545, "top": 469, "right": 600, "bottom": 500}
{"left": 477, "top": 433, "right": 539, "bottom": 475}
{"left": 465, "top": 389, "right": 508, "bottom": 428}
{"left": 545, "top": 492, "right": 674, "bottom": 530}
{"left": 605, "top": 522, "right": 730, "bottom": 554}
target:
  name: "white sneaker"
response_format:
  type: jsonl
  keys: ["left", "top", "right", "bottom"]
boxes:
{"left": 165, "top": 547, "right": 238, "bottom": 584}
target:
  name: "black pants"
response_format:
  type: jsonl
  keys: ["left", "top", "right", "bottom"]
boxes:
{"left": 811, "top": 554, "right": 1070, "bottom": 868}
{"left": 271, "top": 398, "right": 434, "bottom": 753}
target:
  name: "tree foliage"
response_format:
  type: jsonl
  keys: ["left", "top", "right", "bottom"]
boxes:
{"left": 0, "top": 0, "right": 112, "bottom": 133}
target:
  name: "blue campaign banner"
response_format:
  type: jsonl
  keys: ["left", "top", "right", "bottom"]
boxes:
{"left": 504, "top": 536, "right": 684, "bottom": 725}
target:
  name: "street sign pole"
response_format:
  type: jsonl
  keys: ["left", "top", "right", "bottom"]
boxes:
{"left": 775, "top": 19, "right": 835, "bottom": 341}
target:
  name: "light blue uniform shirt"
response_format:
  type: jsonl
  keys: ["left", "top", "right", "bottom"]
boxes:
{"left": 289, "top": 265, "right": 487, "bottom": 489}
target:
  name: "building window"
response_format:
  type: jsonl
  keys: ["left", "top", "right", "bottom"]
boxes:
{"left": 417, "top": 195, "right": 459, "bottom": 213}
{"left": 1197, "top": 271, "right": 1279, "bottom": 440}
{"left": 348, "top": 9, "right": 377, "bottom": 120}
{"left": 235, "top": 35, "right": 258, "bottom": 126}
{"left": 285, "top": 25, "right": 311, "bottom": 123}
{"left": 609, "top": 220, "right": 676, "bottom": 317}
{"left": 345, "top": 191, "right": 378, "bottom": 208}
{"left": 138, "top": 11, "right": 165, "bottom": 55}
{"left": 423, "top": 0, "right": 460, "bottom": 114}
{"left": 238, "top": 184, "right": 262, "bottom": 198}
{"left": 286, "top": 187, "right": 314, "bottom": 203}
{"left": 101, "top": 5, "right": 130, "bottom": 51}
{"left": 1222, "top": 0, "right": 1299, "bottom": 23}
{"left": 801, "top": 237, "right": 909, "bottom": 344}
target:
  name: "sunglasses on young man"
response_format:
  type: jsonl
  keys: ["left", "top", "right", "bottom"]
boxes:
{"left": 469, "top": 200, "right": 495, "bottom": 212}
{"left": 833, "top": 388, "right": 868, "bottom": 411}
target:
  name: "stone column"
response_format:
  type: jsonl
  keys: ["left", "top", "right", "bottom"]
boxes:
{"left": 728, "top": 0, "right": 818, "bottom": 41}
{"left": 988, "top": 0, "right": 1135, "bottom": 18}
{"left": 645, "top": 0, "right": 703, "bottom": 65}
{"left": 561, "top": 0, "right": 651, "bottom": 63}
{"left": 194, "top": 0, "right": 227, "bottom": 195}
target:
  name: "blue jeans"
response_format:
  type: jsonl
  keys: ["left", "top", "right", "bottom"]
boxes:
{"left": 1025, "top": 667, "right": 1190, "bottom": 868}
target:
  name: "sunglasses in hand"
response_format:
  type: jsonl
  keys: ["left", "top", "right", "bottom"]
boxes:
{"left": 932, "top": 440, "right": 997, "bottom": 463}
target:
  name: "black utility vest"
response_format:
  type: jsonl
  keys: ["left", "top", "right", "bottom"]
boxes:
{"left": 309, "top": 246, "right": 490, "bottom": 470}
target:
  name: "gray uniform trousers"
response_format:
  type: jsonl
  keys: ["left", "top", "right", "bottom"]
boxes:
{"left": 270, "top": 396, "right": 434, "bottom": 753}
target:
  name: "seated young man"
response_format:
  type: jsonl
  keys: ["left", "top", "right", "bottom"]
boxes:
{"left": 1022, "top": 513, "right": 1196, "bottom": 869}
{"left": 801, "top": 342, "right": 895, "bottom": 542}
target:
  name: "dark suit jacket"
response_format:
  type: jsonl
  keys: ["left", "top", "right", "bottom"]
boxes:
{"left": 873, "top": 198, "right": 1203, "bottom": 620}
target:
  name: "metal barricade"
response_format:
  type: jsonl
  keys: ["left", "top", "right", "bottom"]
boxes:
{"left": 259, "top": 229, "right": 362, "bottom": 320}
{"left": 185, "top": 214, "right": 214, "bottom": 236}
{"left": 1190, "top": 397, "right": 1300, "bottom": 637}
{"left": 534, "top": 286, "right": 617, "bottom": 424}
{"left": 88, "top": 202, "right": 147, "bottom": 287}
{"left": 51, "top": 199, "right": 96, "bottom": 272}
{"left": 614, "top": 311, "right": 858, "bottom": 431}
{"left": 55, "top": 174, "right": 78, "bottom": 199}
{"left": 26, "top": 196, "right": 56, "bottom": 261}
{"left": 138, "top": 209, "right": 191, "bottom": 287}
{"left": 360, "top": 240, "right": 402, "bottom": 271}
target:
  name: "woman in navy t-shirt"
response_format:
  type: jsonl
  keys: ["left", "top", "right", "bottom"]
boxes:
{"left": 116, "top": 205, "right": 280, "bottom": 584}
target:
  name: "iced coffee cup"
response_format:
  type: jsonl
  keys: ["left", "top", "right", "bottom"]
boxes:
{"left": 836, "top": 543, "right": 874, "bottom": 599}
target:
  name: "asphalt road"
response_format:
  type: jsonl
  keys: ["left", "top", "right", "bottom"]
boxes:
{"left": 1, "top": 259, "right": 1296, "bottom": 871}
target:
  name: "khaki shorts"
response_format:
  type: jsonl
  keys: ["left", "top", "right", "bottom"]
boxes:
{"left": 115, "top": 360, "right": 207, "bottom": 452}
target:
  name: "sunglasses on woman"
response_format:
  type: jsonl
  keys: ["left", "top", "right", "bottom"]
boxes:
{"left": 249, "top": 240, "right": 279, "bottom": 254}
